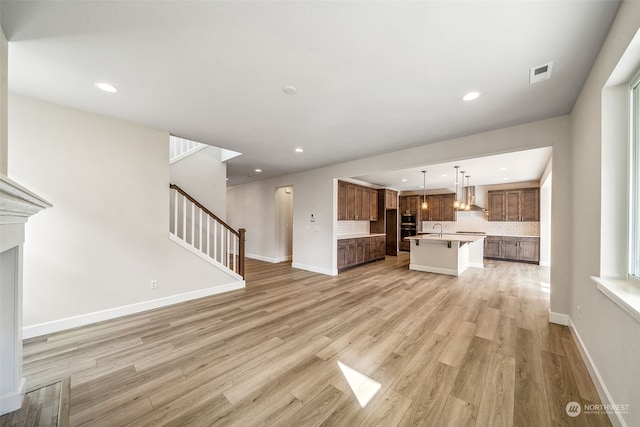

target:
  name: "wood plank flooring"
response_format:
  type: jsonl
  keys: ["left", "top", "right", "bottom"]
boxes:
{"left": 10, "top": 254, "right": 610, "bottom": 426}
{"left": 0, "top": 379, "right": 68, "bottom": 427}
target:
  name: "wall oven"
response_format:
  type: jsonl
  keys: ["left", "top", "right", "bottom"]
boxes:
{"left": 400, "top": 213, "right": 417, "bottom": 240}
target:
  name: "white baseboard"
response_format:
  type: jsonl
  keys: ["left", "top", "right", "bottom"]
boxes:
{"left": 291, "top": 262, "right": 334, "bottom": 276}
{"left": 409, "top": 264, "right": 459, "bottom": 276}
{"left": 468, "top": 262, "right": 485, "bottom": 269}
{"left": 0, "top": 378, "right": 25, "bottom": 416}
{"left": 246, "top": 253, "right": 292, "bottom": 264}
{"left": 548, "top": 310, "right": 570, "bottom": 326}
{"left": 23, "top": 281, "right": 244, "bottom": 339}
{"left": 568, "top": 318, "right": 627, "bottom": 427}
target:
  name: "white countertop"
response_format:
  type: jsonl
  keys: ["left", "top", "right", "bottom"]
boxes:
{"left": 407, "top": 234, "right": 486, "bottom": 243}
{"left": 486, "top": 234, "right": 540, "bottom": 238}
{"left": 337, "top": 233, "right": 386, "bottom": 239}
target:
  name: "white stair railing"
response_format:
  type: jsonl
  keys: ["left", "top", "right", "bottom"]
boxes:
{"left": 169, "top": 135, "right": 208, "bottom": 164}
{"left": 169, "top": 184, "right": 245, "bottom": 278}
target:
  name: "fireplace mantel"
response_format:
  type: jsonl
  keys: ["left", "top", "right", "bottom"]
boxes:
{"left": 0, "top": 174, "right": 51, "bottom": 415}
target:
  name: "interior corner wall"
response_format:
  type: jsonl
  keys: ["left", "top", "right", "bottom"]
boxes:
{"left": 567, "top": 1, "right": 640, "bottom": 425}
{"left": 1, "top": 25, "right": 8, "bottom": 175}
{"left": 170, "top": 146, "right": 227, "bottom": 221}
{"left": 8, "top": 94, "right": 237, "bottom": 328}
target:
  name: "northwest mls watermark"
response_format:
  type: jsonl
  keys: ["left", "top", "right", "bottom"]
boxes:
{"left": 566, "top": 401, "right": 630, "bottom": 417}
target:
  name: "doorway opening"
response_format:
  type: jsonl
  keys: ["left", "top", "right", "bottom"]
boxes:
{"left": 275, "top": 186, "right": 294, "bottom": 263}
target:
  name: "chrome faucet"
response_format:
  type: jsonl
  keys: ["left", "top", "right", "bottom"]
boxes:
{"left": 433, "top": 223, "right": 443, "bottom": 238}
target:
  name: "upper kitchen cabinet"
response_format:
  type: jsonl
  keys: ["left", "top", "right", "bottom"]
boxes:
{"left": 400, "top": 195, "right": 419, "bottom": 214}
{"left": 337, "top": 180, "right": 378, "bottom": 221}
{"left": 488, "top": 188, "right": 539, "bottom": 222}
{"left": 422, "top": 193, "right": 456, "bottom": 221}
{"left": 384, "top": 189, "right": 398, "bottom": 209}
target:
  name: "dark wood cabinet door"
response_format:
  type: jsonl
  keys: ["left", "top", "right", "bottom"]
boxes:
{"left": 505, "top": 190, "right": 521, "bottom": 221}
{"left": 347, "top": 184, "right": 357, "bottom": 220}
{"left": 359, "top": 187, "right": 369, "bottom": 221}
{"left": 355, "top": 238, "right": 369, "bottom": 264}
{"left": 369, "top": 189, "right": 378, "bottom": 221}
{"left": 502, "top": 239, "right": 519, "bottom": 259}
{"left": 488, "top": 191, "right": 506, "bottom": 221}
{"left": 409, "top": 196, "right": 420, "bottom": 214}
{"left": 346, "top": 241, "right": 356, "bottom": 266}
{"left": 400, "top": 196, "right": 408, "bottom": 214}
{"left": 521, "top": 188, "right": 540, "bottom": 221}
{"left": 484, "top": 237, "right": 502, "bottom": 258}
{"left": 385, "top": 189, "right": 398, "bottom": 209}
{"left": 427, "top": 195, "right": 442, "bottom": 221}
{"left": 441, "top": 194, "right": 456, "bottom": 221}
{"left": 517, "top": 238, "right": 540, "bottom": 262}
{"left": 338, "top": 181, "right": 348, "bottom": 220}
{"left": 337, "top": 243, "right": 347, "bottom": 269}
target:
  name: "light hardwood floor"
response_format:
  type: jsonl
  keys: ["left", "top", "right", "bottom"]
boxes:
{"left": 10, "top": 254, "right": 610, "bottom": 426}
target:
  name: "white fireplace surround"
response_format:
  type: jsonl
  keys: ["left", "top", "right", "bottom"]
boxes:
{"left": 0, "top": 174, "right": 51, "bottom": 415}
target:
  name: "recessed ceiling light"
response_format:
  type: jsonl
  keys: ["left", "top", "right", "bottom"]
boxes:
{"left": 441, "top": 174, "right": 447, "bottom": 177}
{"left": 255, "top": 169, "right": 262, "bottom": 173}
{"left": 503, "top": 177, "right": 510, "bottom": 181}
{"left": 402, "top": 178, "right": 408, "bottom": 182}
{"left": 283, "top": 86, "right": 297, "bottom": 95}
{"left": 95, "top": 81, "right": 117, "bottom": 93}
{"left": 500, "top": 167, "right": 507, "bottom": 171}
{"left": 463, "top": 91, "right": 480, "bottom": 101}
{"left": 295, "top": 147, "right": 304, "bottom": 153}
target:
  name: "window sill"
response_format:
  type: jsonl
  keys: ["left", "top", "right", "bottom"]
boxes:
{"left": 591, "top": 276, "right": 640, "bottom": 324}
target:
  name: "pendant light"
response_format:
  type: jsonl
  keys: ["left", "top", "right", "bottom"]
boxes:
{"left": 421, "top": 170, "right": 428, "bottom": 210}
{"left": 453, "top": 166, "right": 460, "bottom": 209}
{"left": 465, "top": 175, "right": 471, "bottom": 210}
{"left": 459, "top": 170, "right": 467, "bottom": 210}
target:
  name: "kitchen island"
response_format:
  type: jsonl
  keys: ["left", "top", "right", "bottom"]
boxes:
{"left": 406, "top": 234, "right": 485, "bottom": 276}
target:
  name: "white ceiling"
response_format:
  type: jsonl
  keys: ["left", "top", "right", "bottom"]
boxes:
{"left": 1, "top": 1, "right": 620, "bottom": 186}
{"left": 354, "top": 146, "right": 553, "bottom": 192}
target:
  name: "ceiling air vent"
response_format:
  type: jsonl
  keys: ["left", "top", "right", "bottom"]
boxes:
{"left": 529, "top": 61, "right": 553, "bottom": 84}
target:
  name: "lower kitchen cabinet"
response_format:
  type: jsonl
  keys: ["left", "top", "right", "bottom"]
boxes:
{"left": 338, "top": 235, "right": 385, "bottom": 271}
{"left": 484, "top": 236, "right": 540, "bottom": 264}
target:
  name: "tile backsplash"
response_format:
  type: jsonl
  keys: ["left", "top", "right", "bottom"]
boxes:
{"left": 336, "top": 220, "right": 370, "bottom": 236}
{"left": 422, "top": 210, "right": 540, "bottom": 236}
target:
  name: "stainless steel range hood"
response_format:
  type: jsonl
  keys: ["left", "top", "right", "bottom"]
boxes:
{"left": 460, "top": 186, "right": 486, "bottom": 212}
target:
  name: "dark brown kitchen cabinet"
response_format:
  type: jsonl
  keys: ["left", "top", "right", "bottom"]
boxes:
{"left": 488, "top": 188, "right": 539, "bottom": 222}
{"left": 422, "top": 193, "right": 456, "bottom": 221}
{"left": 385, "top": 189, "right": 398, "bottom": 209}
{"left": 400, "top": 195, "right": 419, "bottom": 214}
{"left": 520, "top": 188, "right": 540, "bottom": 221}
{"left": 488, "top": 191, "right": 506, "bottom": 221}
{"left": 337, "top": 235, "right": 385, "bottom": 272}
{"left": 369, "top": 189, "right": 378, "bottom": 221}
{"left": 484, "top": 236, "right": 502, "bottom": 258}
{"left": 337, "top": 181, "right": 378, "bottom": 221}
{"left": 484, "top": 236, "right": 540, "bottom": 264}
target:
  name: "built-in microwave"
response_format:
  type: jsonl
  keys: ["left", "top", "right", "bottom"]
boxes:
{"left": 401, "top": 214, "right": 416, "bottom": 225}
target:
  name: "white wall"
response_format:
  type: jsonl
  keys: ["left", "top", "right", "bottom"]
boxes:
{"left": 170, "top": 146, "right": 227, "bottom": 221}
{"left": 567, "top": 2, "right": 640, "bottom": 425}
{"left": 539, "top": 170, "right": 552, "bottom": 267}
{"left": 227, "top": 115, "right": 569, "bottom": 275}
{"left": 1, "top": 25, "right": 7, "bottom": 175}
{"left": 8, "top": 95, "right": 238, "bottom": 328}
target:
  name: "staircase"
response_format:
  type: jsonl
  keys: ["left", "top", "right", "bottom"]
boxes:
{"left": 169, "top": 184, "right": 245, "bottom": 279}
{"left": 169, "top": 135, "right": 208, "bottom": 164}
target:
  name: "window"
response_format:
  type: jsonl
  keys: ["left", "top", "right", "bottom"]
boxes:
{"left": 631, "top": 76, "right": 640, "bottom": 280}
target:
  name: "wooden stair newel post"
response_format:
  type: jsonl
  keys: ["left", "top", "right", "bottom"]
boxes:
{"left": 239, "top": 228, "right": 246, "bottom": 278}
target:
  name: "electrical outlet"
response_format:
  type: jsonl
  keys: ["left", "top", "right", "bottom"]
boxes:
{"left": 150, "top": 280, "right": 158, "bottom": 289}
{"left": 577, "top": 305, "right": 582, "bottom": 319}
